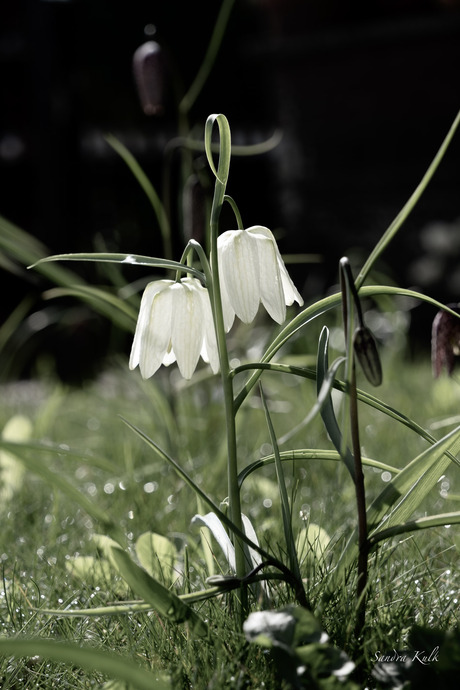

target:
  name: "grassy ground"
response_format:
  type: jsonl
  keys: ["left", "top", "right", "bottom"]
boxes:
{"left": 1, "top": 328, "right": 459, "bottom": 688}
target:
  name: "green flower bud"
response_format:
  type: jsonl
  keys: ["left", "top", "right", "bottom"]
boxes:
{"left": 353, "top": 326, "right": 382, "bottom": 386}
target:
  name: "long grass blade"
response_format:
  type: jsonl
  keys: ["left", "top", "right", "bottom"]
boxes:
{"left": 0, "top": 638, "right": 170, "bottom": 690}
{"left": 259, "top": 386, "right": 304, "bottom": 590}
{"left": 43, "top": 285, "right": 137, "bottom": 332}
{"left": 356, "top": 110, "right": 460, "bottom": 289}
{"left": 0, "top": 215, "right": 83, "bottom": 287}
{"left": 0, "top": 440, "right": 115, "bottom": 533}
{"left": 121, "top": 418, "right": 272, "bottom": 563}
{"left": 105, "top": 135, "right": 172, "bottom": 260}
{"left": 0, "top": 439, "right": 115, "bottom": 473}
{"left": 369, "top": 511, "right": 460, "bottom": 546}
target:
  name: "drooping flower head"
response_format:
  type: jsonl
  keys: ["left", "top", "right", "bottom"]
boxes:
{"left": 129, "top": 277, "right": 219, "bottom": 379}
{"left": 217, "top": 225, "right": 303, "bottom": 331}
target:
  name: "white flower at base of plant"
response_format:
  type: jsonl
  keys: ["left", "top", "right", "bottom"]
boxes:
{"left": 217, "top": 225, "right": 304, "bottom": 331}
{"left": 129, "top": 277, "right": 219, "bottom": 379}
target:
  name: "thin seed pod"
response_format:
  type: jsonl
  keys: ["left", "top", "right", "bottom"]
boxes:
{"left": 353, "top": 326, "right": 383, "bottom": 387}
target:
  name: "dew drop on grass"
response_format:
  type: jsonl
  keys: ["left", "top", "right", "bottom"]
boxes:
{"left": 143, "top": 481, "right": 158, "bottom": 493}
{"left": 104, "top": 482, "right": 115, "bottom": 494}
{"left": 263, "top": 498, "right": 272, "bottom": 509}
{"left": 381, "top": 471, "right": 392, "bottom": 482}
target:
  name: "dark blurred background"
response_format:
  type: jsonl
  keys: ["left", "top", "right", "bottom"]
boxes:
{"left": 1, "top": 0, "right": 460, "bottom": 379}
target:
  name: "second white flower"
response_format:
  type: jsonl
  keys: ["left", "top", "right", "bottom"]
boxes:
{"left": 217, "top": 225, "right": 303, "bottom": 330}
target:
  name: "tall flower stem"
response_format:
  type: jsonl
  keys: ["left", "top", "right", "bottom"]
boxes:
{"left": 340, "top": 258, "right": 368, "bottom": 636}
{"left": 205, "top": 115, "right": 247, "bottom": 598}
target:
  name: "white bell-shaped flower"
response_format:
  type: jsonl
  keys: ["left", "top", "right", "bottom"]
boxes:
{"left": 217, "top": 225, "right": 303, "bottom": 330}
{"left": 129, "top": 277, "right": 219, "bottom": 379}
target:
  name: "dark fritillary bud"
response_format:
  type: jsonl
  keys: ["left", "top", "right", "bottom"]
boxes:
{"left": 132, "top": 41, "right": 165, "bottom": 115}
{"left": 353, "top": 326, "right": 383, "bottom": 386}
{"left": 431, "top": 304, "right": 460, "bottom": 378}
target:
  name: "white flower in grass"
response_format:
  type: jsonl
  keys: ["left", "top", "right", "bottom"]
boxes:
{"left": 217, "top": 225, "right": 304, "bottom": 331}
{"left": 129, "top": 277, "right": 219, "bottom": 379}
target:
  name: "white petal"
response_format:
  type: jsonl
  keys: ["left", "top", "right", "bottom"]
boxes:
{"left": 254, "top": 233, "right": 286, "bottom": 323}
{"left": 218, "top": 230, "right": 260, "bottom": 323}
{"left": 170, "top": 281, "right": 204, "bottom": 379}
{"left": 129, "top": 280, "right": 172, "bottom": 373}
{"left": 278, "top": 259, "right": 304, "bottom": 307}
{"left": 197, "top": 282, "right": 220, "bottom": 373}
{"left": 248, "top": 226, "right": 303, "bottom": 307}
{"left": 217, "top": 265, "right": 236, "bottom": 332}
{"left": 139, "top": 285, "right": 175, "bottom": 378}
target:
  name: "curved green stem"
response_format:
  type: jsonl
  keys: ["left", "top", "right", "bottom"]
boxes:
{"left": 224, "top": 195, "right": 244, "bottom": 229}
{"left": 205, "top": 115, "right": 246, "bottom": 591}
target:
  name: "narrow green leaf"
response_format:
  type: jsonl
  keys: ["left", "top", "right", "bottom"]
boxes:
{"left": 234, "top": 286, "right": 460, "bottom": 411}
{"left": 94, "top": 535, "right": 208, "bottom": 638}
{"left": 234, "top": 359, "right": 460, "bottom": 471}
{"left": 43, "top": 285, "right": 137, "bottom": 332}
{"left": 238, "top": 449, "right": 398, "bottom": 488}
{"left": 31, "top": 251, "right": 204, "bottom": 281}
{"left": 316, "top": 326, "right": 355, "bottom": 482}
{"left": 0, "top": 638, "right": 170, "bottom": 690}
{"left": 333, "top": 424, "right": 460, "bottom": 581}
{"left": 356, "top": 110, "right": 460, "bottom": 289}
{"left": 367, "top": 424, "right": 460, "bottom": 535}
{"left": 36, "top": 584, "right": 226, "bottom": 618}
{"left": 369, "top": 511, "right": 460, "bottom": 546}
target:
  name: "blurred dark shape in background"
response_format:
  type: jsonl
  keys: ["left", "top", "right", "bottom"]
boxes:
{"left": 1, "top": 0, "right": 460, "bottom": 380}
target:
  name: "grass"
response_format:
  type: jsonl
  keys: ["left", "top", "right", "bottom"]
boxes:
{"left": 0, "top": 315, "right": 459, "bottom": 688}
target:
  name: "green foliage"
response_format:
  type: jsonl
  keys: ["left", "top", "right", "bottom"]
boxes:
{"left": 1, "top": 57, "right": 460, "bottom": 686}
